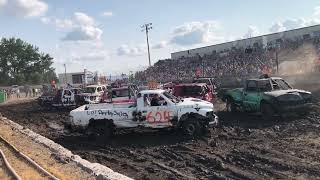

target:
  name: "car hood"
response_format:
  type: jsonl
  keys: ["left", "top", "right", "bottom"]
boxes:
{"left": 264, "top": 89, "right": 311, "bottom": 97}
{"left": 177, "top": 98, "right": 213, "bottom": 109}
{"left": 78, "top": 93, "right": 98, "bottom": 97}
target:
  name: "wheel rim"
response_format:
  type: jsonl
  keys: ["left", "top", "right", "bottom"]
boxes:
{"left": 186, "top": 124, "right": 196, "bottom": 135}
{"left": 226, "top": 100, "right": 231, "bottom": 112}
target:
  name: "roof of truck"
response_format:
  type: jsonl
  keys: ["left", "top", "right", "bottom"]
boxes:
{"left": 248, "top": 77, "right": 283, "bottom": 81}
{"left": 175, "top": 83, "right": 207, "bottom": 87}
{"left": 140, "top": 89, "right": 165, "bottom": 94}
{"left": 86, "top": 84, "right": 104, "bottom": 88}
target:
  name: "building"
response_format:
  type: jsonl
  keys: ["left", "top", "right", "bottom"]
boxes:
{"left": 171, "top": 24, "right": 320, "bottom": 59}
{"left": 58, "top": 72, "right": 84, "bottom": 86}
{"left": 58, "top": 69, "right": 96, "bottom": 86}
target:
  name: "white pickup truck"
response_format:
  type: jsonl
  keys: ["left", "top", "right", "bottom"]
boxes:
{"left": 68, "top": 89, "right": 218, "bottom": 137}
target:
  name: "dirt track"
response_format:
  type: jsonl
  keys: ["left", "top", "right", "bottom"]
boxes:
{"left": 0, "top": 89, "right": 320, "bottom": 180}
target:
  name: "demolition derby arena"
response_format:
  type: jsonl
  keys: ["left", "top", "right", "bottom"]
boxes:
{"left": 0, "top": 86, "right": 320, "bottom": 180}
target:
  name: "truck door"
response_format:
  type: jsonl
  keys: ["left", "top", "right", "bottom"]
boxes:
{"left": 243, "top": 80, "right": 260, "bottom": 111}
{"left": 140, "top": 94, "right": 174, "bottom": 128}
{"left": 62, "top": 89, "right": 74, "bottom": 106}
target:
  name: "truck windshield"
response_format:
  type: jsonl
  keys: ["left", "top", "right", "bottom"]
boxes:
{"left": 272, "top": 79, "right": 292, "bottom": 90}
{"left": 163, "top": 92, "right": 180, "bottom": 103}
{"left": 84, "top": 87, "right": 96, "bottom": 93}
{"left": 112, "top": 89, "right": 129, "bottom": 98}
{"left": 176, "top": 86, "right": 203, "bottom": 96}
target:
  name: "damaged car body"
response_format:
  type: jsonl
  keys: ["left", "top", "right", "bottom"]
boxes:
{"left": 224, "top": 76, "right": 312, "bottom": 119}
{"left": 68, "top": 89, "right": 218, "bottom": 137}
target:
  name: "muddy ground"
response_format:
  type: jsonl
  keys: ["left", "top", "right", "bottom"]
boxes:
{"left": 0, "top": 88, "right": 320, "bottom": 180}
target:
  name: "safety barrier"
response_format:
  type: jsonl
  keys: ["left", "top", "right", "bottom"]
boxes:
{"left": 0, "top": 90, "right": 7, "bottom": 103}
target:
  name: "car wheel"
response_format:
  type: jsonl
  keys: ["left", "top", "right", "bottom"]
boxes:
{"left": 261, "top": 103, "right": 275, "bottom": 120}
{"left": 226, "top": 98, "right": 237, "bottom": 112}
{"left": 88, "top": 121, "right": 114, "bottom": 139}
{"left": 182, "top": 120, "right": 201, "bottom": 137}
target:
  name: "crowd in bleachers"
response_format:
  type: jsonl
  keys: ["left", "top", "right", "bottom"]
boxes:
{"left": 135, "top": 36, "right": 320, "bottom": 83}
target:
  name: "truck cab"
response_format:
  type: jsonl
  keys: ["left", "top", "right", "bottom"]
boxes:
{"left": 101, "top": 86, "right": 138, "bottom": 104}
{"left": 76, "top": 85, "right": 106, "bottom": 105}
{"left": 39, "top": 88, "right": 82, "bottom": 108}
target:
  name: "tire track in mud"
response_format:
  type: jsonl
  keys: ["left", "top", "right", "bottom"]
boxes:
{"left": 1, "top": 98, "right": 320, "bottom": 179}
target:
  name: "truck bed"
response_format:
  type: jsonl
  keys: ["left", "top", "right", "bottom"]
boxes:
{"left": 70, "top": 102, "right": 136, "bottom": 127}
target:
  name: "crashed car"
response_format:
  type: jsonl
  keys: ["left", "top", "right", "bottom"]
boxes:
{"left": 173, "top": 83, "right": 214, "bottom": 102}
{"left": 68, "top": 89, "right": 218, "bottom": 137}
{"left": 38, "top": 88, "right": 82, "bottom": 108}
{"left": 224, "top": 76, "right": 312, "bottom": 119}
{"left": 101, "top": 86, "right": 138, "bottom": 104}
{"left": 193, "top": 77, "right": 217, "bottom": 91}
{"left": 75, "top": 85, "right": 106, "bottom": 105}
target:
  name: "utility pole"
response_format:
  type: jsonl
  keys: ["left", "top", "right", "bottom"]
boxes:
{"left": 64, "top": 64, "right": 67, "bottom": 84}
{"left": 141, "top": 23, "right": 152, "bottom": 67}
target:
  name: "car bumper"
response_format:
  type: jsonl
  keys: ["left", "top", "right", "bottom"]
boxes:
{"left": 277, "top": 102, "right": 312, "bottom": 113}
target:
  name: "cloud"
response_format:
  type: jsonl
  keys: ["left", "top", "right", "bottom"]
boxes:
{"left": 152, "top": 41, "right": 167, "bottom": 49}
{"left": 269, "top": 6, "right": 320, "bottom": 33}
{"left": 40, "top": 17, "right": 74, "bottom": 30}
{"left": 62, "top": 12, "right": 103, "bottom": 41}
{"left": 55, "top": 19, "right": 74, "bottom": 29}
{"left": 101, "top": 11, "right": 113, "bottom": 17}
{"left": 0, "top": 0, "right": 7, "bottom": 7}
{"left": 54, "top": 41, "right": 109, "bottom": 64}
{"left": 53, "top": 41, "right": 111, "bottom": 75}
{"left": 117, "top": 44, "right": 146, "bottom": 56}
{"left": 244, "top": 25, "right": 260, "bottom": 38}
{"left": 170, "top": 21, "right": 222, "bottom": 46}
{"left": 269, "top": 18, "right": 312, "bottom": 33}
{"left": 74, "top": 12, "right": 95, "bottom": 26}
{"left": 40, "top": 17, "right": 50, "bottom": 24}
{"left": 269, "top": 22, "right": 286, "bottom": 33}
{"left": 63, "top": 26, "right": 103, "bottom": 41}
{"left": 4, "top": 0, "right": 48, "bottom": 18}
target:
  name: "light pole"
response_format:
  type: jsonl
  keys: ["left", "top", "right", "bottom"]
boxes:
{"left": 141, "top": 23, "right": 152, "bottom": 67}
{"left": 129, "top": 71, "right": 133, "bottom": 83}
{"left": 275, "top": 43, "right": 280, "bottom": 74}
{"left": 64, "top": 64, "right": 67, "bottom": 84}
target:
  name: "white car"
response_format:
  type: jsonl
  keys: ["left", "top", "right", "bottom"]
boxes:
{"left": 69, "top": 89, "right": 218, "bottom": 137}
{"left": 76, "top": 85, "right": 106, "bottom": 104}
{"left": 11, "top": 85, "right": 20, "bottom": 93}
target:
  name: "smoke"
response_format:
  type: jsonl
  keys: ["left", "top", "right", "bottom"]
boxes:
{"left": 276, "top": 42, "right": 320, "bottom": 87}
{"left": 277, "top": 43, "right": 318, "bottom": 76}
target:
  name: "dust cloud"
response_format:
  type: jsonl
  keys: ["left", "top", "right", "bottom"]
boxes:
{"left": 277, "top": 43, "right": 318, "bottom": 76}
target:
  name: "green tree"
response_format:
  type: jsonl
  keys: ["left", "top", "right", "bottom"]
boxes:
{"left": 0, "top": 37, "right": 57, "bottom": 85}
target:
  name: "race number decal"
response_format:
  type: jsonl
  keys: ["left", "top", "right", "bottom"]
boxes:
{"left": 146, "top": 111, "right": 171, "bottom": 124}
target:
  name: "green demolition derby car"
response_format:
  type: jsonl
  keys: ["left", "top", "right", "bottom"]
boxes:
{"left": 224, "top": 76, "right": 312, "bottom": 120}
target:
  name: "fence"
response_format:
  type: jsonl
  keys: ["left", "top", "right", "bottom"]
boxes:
{"left": 0, "top": 90, "right": 7, "bottom": 103}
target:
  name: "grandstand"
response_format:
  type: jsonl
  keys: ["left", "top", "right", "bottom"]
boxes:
{"left": 171, "top": 24, "right": 320, "bottom": 59}
{"left": 135, "top": 25, "right": 320, "bottom": 85}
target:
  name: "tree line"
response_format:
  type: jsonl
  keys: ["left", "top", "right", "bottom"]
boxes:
{"left": 0, "top": 37, "right": 58, "bottom": 86}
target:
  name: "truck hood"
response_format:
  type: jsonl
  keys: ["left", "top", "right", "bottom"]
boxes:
{"left": 264, "top": 89, "right": 311, "bottom": 97}
{"left": 78, "top": 93, "right": 98, "bottom": 97}
{"left": 177, "top": 98, "right": 213, "bottom": 109}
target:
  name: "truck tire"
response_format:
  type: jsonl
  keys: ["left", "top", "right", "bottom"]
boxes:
{"left": 261, "top": 103, "right": 275, "bottom": 121}
{"left": 226, "top": 98, "right": 237, "bottom": 112}
{"left": 182, "top": 120, "right": 201, "bottom": 137}
{"left": 87, "top": 120, "right": 114, "bottom": 139}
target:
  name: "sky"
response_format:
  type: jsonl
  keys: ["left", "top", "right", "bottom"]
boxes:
{"left": 1, "top": 0, "right": 320, "bottom": 76}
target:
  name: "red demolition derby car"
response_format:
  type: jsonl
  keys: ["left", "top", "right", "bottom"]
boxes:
{"left": 173, "top": 83, "right": 215, "bottom": 102}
